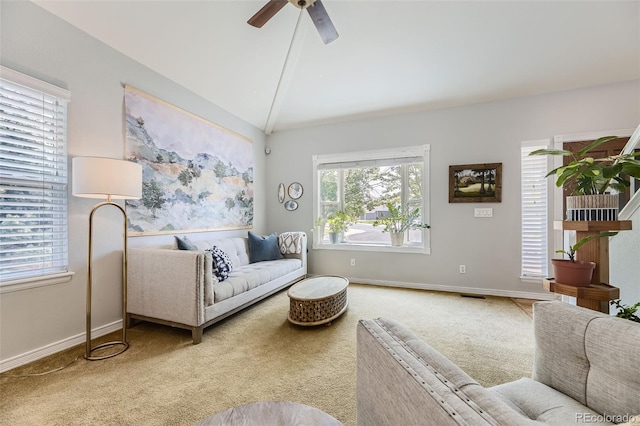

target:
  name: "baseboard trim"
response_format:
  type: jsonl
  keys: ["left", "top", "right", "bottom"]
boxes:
{"left": 339, "top": 276, "right": 557, "bottom": 301}
{"left": 0, "top": 320, "right": 123, "bottom": 373}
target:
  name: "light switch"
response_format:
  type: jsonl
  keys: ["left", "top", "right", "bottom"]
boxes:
{"left": 474, "top": 208, "right": 493, "bottom": 218}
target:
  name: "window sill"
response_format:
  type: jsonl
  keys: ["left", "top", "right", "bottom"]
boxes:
{"left": 314, "top": 242, "right": 430, "bottom": 255}
{"left": 0, "top": 271, "right": 75, "bottom": 294}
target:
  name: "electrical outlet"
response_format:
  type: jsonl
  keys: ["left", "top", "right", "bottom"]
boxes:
{"left": 459, "top": 265, "right": 466, "bottom": 274}
{"left": 350, "top": 258, "right": 356, "bottom": 266}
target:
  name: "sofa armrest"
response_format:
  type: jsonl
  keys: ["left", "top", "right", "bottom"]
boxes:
{"left": 357, "top": 318, "right": 533, "bottom": 426}
{"left": 128, "top": 248, "right": 212, "bottom": 327}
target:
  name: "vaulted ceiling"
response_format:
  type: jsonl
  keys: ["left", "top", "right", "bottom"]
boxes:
{"left": 33, "top": 1, "right": 640, "bottom": 134}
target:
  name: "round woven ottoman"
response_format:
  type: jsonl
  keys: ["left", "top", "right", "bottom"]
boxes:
{"left": 287, "top": 275, "right": 349, "bottom": 326}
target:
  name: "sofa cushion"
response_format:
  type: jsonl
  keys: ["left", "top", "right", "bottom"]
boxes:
{"left": 490, "top": 378, "right": 614, "bottom": 425}
{"left": 248, "top": 231, "right": 283, "bottom": 263}
{"left": 584, "top": 317, "right": 640, "bottom": 417}
{"left": 278, "top": 232, "right": 303, "bottom": 254}
{"left": 175, "top": 235, "right": 197, "bottom": 250}
{"left": 213, "top": 258, "right": 301, "bottom": 302}
{"left": 207, "top": 246, "right": 233, "bottom": 282}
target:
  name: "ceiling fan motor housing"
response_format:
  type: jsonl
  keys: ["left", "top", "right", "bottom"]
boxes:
{"left": 291, "top": 0, "right": 317, "bottom": 9}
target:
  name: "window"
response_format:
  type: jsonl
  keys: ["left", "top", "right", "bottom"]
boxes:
{"left": 313, "top": 145, "right": 430, "bottom": 253}
{"left": 520, "top": 140, "right": 551, "bottom": 279}
{"left": 0, "top": 66, "right": 71, "bottom": 288}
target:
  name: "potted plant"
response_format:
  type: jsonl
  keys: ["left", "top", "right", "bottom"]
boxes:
{"left": 610, "top": 299, "right": 640, "bottom": 323}
{"left": 372, "top": 202, "right": 430, "bottom": 246}
{"left": 316, "top": 211, "right": 355, "bottom": 244}
{"left": 530, "top": 136, "right": 640, "bottom": 219}
{"left": 552, "top": 231, "right": 617, "bottom": 286}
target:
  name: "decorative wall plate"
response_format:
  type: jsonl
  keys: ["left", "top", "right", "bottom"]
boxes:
{"left": 278, "top": 183, "right": 285, "bottom": 203}
{"left": 288, "top": 182, "right": 303, "bottom": 199}
{"left": 284, "top": 200, "right": 298, "bottom": 211}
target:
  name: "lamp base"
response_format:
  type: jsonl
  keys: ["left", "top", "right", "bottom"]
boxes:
{"left": 85, "top": 341, "right": 129, "bottom": 361}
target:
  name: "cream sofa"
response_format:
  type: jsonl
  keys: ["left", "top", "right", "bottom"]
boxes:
{"left": 127, "top": 232, "right": 307, "bottom": 344}
{"left": 357, "top": 301, "right": 640, "bottom": 425}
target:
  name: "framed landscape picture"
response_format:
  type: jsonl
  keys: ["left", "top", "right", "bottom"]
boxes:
{"left": 449, "top": 163, "right": 502, "bottom": 203}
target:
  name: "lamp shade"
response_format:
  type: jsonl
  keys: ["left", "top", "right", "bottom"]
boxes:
{"left": 72, "top": 157, "right": 142, "bottom": 200}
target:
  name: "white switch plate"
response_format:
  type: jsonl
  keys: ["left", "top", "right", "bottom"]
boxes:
{"left": 474, "top": 208, "right": 493, "bottom": 218}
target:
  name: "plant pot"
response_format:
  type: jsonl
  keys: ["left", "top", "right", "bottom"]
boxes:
{"left": 328, "top": 232, "right": 340, "bottom": 244}
{"left": 566, "top": 194, "right": 620, "bottom": 221}
{"left": 390, "top": 232, "right": 405, "bottom": 247}
{"left": 551, "top": 259, "right": 595, "bottom": 287}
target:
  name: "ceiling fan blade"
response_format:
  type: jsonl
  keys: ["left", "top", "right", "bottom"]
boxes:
{"left": 306, "top": 0, "right": 339, "bottom": 44}
{"left": 248, "top": 0, "right": 288, "bottom": 28}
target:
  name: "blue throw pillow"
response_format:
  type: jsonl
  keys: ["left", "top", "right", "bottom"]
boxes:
{"left": 206, "top": 246, "right": 233, "bottom": 282}
{"left": 248, "top": 231, "right": 283, "bottom": 263}
{"left": 175, "top": 235, "right": 197, "bottom": 251}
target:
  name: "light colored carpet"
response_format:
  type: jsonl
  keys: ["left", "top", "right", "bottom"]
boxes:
{"left": 0, "top": 284, "right": 535, "bottom": 425}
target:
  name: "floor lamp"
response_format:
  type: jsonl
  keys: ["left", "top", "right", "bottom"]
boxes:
{"left": 72, "top": 157, "right": 142, "bottom": 361}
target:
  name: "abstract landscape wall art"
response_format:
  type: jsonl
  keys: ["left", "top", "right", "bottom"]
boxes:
{"left": 124, "top": 86, "right": 253, "bottom": 235}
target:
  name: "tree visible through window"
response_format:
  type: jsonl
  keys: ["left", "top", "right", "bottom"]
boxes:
{"left": 313, "top": 145, "right": 430, "bottom": 251}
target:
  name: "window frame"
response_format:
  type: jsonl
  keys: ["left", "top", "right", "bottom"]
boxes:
{"left": 0, "top": 66, "right": 73, "bottom": 293}
{"left": 312, "top": 144, "right": 431, "bottom": 254}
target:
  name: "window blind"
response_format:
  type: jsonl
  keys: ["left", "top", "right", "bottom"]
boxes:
{"left": 521, "top": 141, "right": 549, "bottom": 278}
{"left": 0, "top": 67, "right": 70, "bottom": 282}
{"left": 317, "top": 156, "right": 422, "bottom": 170}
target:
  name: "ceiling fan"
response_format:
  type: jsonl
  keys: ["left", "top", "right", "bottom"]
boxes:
{"left": 248, "top": 0, "right": 339, "bottom": 44}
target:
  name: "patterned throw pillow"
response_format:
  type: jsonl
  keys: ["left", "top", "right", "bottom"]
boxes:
{"left": 207, "top": 246, "right": 233, "bottom": 282}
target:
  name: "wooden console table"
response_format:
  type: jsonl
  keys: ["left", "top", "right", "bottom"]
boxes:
{"left": 543, "top": 279, "right": 619, "bottom": 313}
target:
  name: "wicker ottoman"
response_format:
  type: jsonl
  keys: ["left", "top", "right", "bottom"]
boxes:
{"left": 287, "top": 275, "right": 349, "bottom": 326}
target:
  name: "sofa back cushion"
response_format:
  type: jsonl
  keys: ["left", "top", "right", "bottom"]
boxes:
{"left": 532, "top": 301, "right": 640, "bottom": 417}
{"left": 584, "top": 316, "right": 640, "bottom": 417}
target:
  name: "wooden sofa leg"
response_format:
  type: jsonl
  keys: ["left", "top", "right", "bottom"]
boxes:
{"left": 192, "top": 327, "right": 203, "bottom": 345}
{"left": 126, "top": 313, "right": 136, "bottom": 328}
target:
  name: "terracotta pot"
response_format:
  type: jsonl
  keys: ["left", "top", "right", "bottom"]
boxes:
{"left": 551, "top": 259, "right": 595, "bottom": 287}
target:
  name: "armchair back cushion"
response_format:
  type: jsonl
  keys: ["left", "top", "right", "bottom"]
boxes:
{"left": 532, "top": 302, "right": 640, "bottom": 418}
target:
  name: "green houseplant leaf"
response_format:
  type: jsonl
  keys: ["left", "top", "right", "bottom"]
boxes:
{"left": 372, "top": 202, "right": 430, "bottom": 234}
{"left": 530, "top": 136, "right": 640, "bottom": 195}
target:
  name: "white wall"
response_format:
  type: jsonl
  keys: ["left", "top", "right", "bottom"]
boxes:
{"left": 611, "top": 204, "right": 640, "bottom": 309}
{"left": 0, "top": 1, "right": 267, "bottom": 366}
{"left": 266, "top": 80, "right": 640, "bottom": 298}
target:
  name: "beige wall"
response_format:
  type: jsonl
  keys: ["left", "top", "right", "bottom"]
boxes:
{"left": 1, "top": 0, "right": 638, "bottom": 368}
{"left": 265, "top": 80, "right": 639, "bottom": 297}
{"left": 0, "top": 1, "right": 267, "bottom": 365}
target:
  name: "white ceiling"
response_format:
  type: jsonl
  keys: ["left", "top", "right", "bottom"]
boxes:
{"left": 33, "top": 1, "right": 640, "bottom": 134}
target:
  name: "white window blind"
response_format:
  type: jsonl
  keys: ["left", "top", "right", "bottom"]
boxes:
{"left": 0, "top": 67, "right": 70, "bottom": 282}
{"left": 521, "top": 141, "right": 549, "bottom": 278}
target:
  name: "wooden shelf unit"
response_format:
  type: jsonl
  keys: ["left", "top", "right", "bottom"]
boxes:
{"left": 546, "top": 220, "right": 631, "bottom": 313}
{"left": 560, "top": 220, "right": 632, "bottom": 285}
{"left": 543, "top": 279, "right": 619, "bottom": 313}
